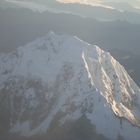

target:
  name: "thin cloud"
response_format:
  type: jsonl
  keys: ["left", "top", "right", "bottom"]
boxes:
{"left": 57, "top": 0, "right": 115, "bottom": 9}
{"left": 57, "top": 0, "right": 140, "bottom": 10}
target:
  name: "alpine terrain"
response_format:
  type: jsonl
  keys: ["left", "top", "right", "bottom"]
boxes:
{"left": 0, "top": 32, "right": 140, "bottom": 140}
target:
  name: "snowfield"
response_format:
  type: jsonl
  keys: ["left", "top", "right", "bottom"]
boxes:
{"left": 0, "top": 32, "right": 140, "bottom": 140}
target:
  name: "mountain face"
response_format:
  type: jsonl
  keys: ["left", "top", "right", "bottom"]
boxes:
{"left": 0, "top": 32, "right": 140, "bottom": 140}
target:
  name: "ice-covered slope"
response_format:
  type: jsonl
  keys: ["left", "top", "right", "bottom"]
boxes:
{"left": 0, "top": 32, "right": 140, "bottom": 140}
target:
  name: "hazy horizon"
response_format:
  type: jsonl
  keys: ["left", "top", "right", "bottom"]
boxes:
{"left": 5, "top": 0, "right": 140, "bottom": 10}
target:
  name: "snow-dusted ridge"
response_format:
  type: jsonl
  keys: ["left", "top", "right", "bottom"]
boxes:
{"left": 0, "top": 32, "right": 140, "bottom": 140}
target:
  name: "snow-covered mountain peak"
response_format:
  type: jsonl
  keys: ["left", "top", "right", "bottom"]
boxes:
{"left": 1, "top": 32, "right": 140, "bottom": 140}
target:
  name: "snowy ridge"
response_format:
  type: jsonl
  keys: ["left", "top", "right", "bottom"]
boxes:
{"left": 0, "top": 32, "right": 140, "bottom": 140}
{"left": 82, "top": 46, "right": 140, "bottom": 126}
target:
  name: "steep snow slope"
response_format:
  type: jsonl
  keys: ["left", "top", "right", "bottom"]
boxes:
{"left": 0, "top": 32, "right": 140, "bottom": 140}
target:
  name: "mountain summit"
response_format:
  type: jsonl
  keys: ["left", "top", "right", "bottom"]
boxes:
{"left": 0, "top": 32, "right": 140, "bottom": 140}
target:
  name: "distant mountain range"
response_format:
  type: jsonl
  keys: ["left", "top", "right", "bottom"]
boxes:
{"left": 2, "top": 0, "right": 140, "bottom": 23}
